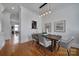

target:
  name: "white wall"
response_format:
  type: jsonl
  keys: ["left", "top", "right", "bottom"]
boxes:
{"left": 0, "top": 4, "right": 11, "bottom": 40}
{"left": 0, "top": 13, "right": 3, "bottom": 32}
{"left": 0, "top": 4, "right": 4, "bottom": 33}
{"left": 42, "top": 4, "right": 79, "bottom": 48}
{"left": 2, "top": 13, "right": 11, "bottom": 40}
{"left": 20, "top": 6, "right": 42, "bottom": 43}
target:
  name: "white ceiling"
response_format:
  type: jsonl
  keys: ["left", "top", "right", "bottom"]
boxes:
{"left": 0, "top": 3, "right": 75, "bottom": 25}
{"left": 1, "top": 3, "right": 43, "bottom": 14}
{"left": 1, "top": 3, "right": 75, "bottom": 14}
{"left": 21, "top": 3, "right": 43, "bottom": 14}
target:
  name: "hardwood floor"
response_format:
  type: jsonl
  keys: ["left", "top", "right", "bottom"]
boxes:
{"left": 0, "top": 40, "right": 79, "bottom": 56}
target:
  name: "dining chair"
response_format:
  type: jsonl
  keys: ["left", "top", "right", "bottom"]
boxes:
{"left": 32, "top": 34, "right": 39, "bottom": 47}
{"left": 32, "top": 34, "right": 39, "bottom": 42}
{"left": 57, "top": 33, "right": 75, "bottom": 56}
{"left": 38, "top": 34, "right": 51, "bottom": 48}
{"left": 38, "top": 34, "right": 51, "bottom": 55}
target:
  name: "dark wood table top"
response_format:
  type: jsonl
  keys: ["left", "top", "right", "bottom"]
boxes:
{"left": 42, "top": 34, "right": 62, "bottom": 41}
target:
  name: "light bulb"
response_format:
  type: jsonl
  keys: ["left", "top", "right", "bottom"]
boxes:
{"left": 41, "top": 14, "right": 43, "bottom": 16}
{"left": 49, "top": 11, "right": 51, "bottom": 14}
{"left": 45, "top": 12, "right": 48, "bottom": 15}
{"left": 43, "top": 13, "right": 45, "bottom": 16}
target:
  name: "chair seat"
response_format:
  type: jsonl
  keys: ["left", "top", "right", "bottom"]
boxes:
{"left": 59, "top": 41, "right": 69, "bottom": 48}
{"left": 39, "top": 40, "right": 51, "bottom": 47}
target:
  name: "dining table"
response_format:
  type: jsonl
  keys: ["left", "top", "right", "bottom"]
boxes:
{"left": 42, "top": 34, "right": 62, "bottom": 52}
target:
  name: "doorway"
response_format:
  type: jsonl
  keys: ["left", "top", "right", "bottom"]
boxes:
{"left": 10, "top": 6, "right": 21, "bottom": 45}
{"left": 11, "top": 25, "right": 20, "bottom": 44}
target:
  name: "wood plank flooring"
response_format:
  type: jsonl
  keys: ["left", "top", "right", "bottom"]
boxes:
{"left": 0, "top": 40, "right": 79, "bottom": 56}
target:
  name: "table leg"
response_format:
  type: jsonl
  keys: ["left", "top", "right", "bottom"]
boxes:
{"left": 53, "top": 40, "right": 56, "bottom": 51}
{"left": 51, "top": 40, "right": 54, "bottom": 52}
{"left": 51, "top": 40, "right": 57, "bottom": 52}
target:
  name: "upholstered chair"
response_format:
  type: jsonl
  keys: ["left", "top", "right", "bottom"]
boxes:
{"left": 38, "top": 34, "right": 51, "bottom": 48}
{"left": 57, "top": 33, "right": 75, "bottom": 56}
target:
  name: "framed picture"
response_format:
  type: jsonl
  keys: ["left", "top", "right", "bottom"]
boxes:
{"left": 54, "top": 20, "right": 66, "bottom": 32}
{"left": 45, "top": 23, "right": 51, "bottom": 33}
{"left": 32, "top": 21, "right": 37, "bottom": 29}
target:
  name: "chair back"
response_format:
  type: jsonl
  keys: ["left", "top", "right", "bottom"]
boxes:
{"left": 38, "top": 34, "right": 51, "bottom": 47}
{"left": 38, "top": 34, "right": 45, "bottom": 44}
{"left": 61, "top": 32, "right": 75, "bottom": 44}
